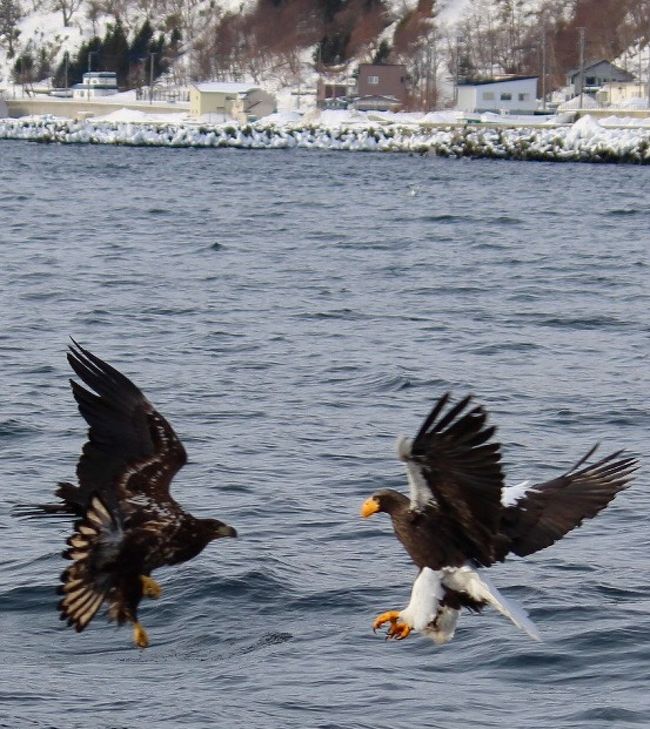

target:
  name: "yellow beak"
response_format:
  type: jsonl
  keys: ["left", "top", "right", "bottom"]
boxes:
{"left": 360, "top": 497, "right": 379, "bottom": 518}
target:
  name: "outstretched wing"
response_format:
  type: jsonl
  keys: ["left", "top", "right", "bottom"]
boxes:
{"left": 398, "top": 393, "right": 505, "bottom": 564}
{"left": 501, "top": 446, "right": 638, "bottom": 558}
{"left": 67, "top": 340, "right": 187, "bottom": 507}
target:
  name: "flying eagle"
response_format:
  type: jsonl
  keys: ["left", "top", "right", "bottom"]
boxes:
{"left": 360, "top": 393, "right": 637, "bottom": 644}
{"left": 20, "top": 341, "right": 237, "bottom": 648}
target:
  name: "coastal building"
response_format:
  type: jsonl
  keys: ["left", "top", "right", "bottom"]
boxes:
{"left": 72, "top": 72, "right": 119, "bottom": 100}
{"left": 596, "top": 81, "right": 649, "bottom": 107}
{"left": 456, "top": 76, "right": 538, "bottom": 114}
{"left": 567, "top": 60, "right": 635, "bottom": 95}
{"left": 189, "top": 82, "right": 275, "bottom": 122}
{"left": 316, "top": 79, "right": 350, "bottom": 109}
{"left": 355, "top": 63, "right": 408, "bottom": 111}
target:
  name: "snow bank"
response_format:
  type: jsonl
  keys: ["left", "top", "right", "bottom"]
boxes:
{"left": 0, "top": 113, "right": 648, "bottom": 164}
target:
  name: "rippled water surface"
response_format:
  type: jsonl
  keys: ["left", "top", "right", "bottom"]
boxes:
{"left": 1, "top": 142, "right": 648, "bottom": 729}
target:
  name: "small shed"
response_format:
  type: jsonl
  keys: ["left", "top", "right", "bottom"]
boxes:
{"left": 189, "top": 82, "right": 275, "bottom": 122}
{"left": 316, "top": 80, "right": 350, "bottom": 109}
{"left": 72, "top": 72, "right": 118, "bottom": 100}
{"left": 456, "top": 76, "right": 538, "bottom": 114}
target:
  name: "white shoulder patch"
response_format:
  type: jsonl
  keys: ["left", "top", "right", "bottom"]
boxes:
{"left": 501, "top": 480, "right": 536, "bottom": 508}
{"left": 396, "top": 436, "right": 435, "bottom": 511}
{"left": 396, "top": 435, "right": 413, "bottom": 462}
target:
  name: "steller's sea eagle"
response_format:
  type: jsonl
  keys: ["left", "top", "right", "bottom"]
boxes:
{"left": 18, "top": 341, "right": 237, "bottom": 648}
{"left": 360, "top": 393, "right": 637, "bottom": 645}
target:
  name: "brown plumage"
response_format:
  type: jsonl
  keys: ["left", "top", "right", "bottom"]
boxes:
{"left": 18, "top": 341, "right": 237, "bottom": 647}
{"left": 361, "top": 393, "right": 638, "bottom": 643}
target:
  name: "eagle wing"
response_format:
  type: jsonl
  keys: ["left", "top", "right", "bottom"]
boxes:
{"left": 399, "top": 393, "right": 505, "bottom": 564}
{"left": 67, "top": 340, "right": 187, "bottom": 510}
{"left": 500, "top": 446, "right": 638, "bottom": 558}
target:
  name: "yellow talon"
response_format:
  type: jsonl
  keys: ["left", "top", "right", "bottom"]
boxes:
{"left": 388, "top": 622, "right": 412, "bottom": 641}
{"left": 372, "top": 610, "right": 401, "bottom": 632}
{"left": 372, "top": 610, "right": 412, "bottom": 641}
{"left": 141, "top": 575, "right": 162, "bottom": 599}
{"left": 133, "top": 622, "right": 149, "bottom": 648}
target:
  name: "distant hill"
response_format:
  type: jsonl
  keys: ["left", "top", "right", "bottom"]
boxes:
{"left": 1, "top": 0, "right": 648, "bottom": 109}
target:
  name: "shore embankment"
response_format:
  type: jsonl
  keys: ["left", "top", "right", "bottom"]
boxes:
{"left": 1, "top": 111, "right": 649, "bottom": 163}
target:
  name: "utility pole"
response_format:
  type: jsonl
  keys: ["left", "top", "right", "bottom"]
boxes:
{"left": 647, "top": 12, "right": 650, "bottom": 109}
{"left": 149, "top": 52, "right": 157, "bottom": 104}
{"left": 577, "top": 27, "right": 585, "bottom": 110}
{"left": 541, "top": 12, "right": 547, "bottom": 111}
{"left": 87, "top": 50, "right": 97, "bottom": 101}
{"left": 647, "top": 44, "right": 650, "bottom": 109}
{"left": 454, "top": 35, "right": 462, "bottom": 106}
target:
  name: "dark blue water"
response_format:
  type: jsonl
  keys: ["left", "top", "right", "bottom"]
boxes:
{"left": 1, "top": 142, "right": 648, "bottom": 729}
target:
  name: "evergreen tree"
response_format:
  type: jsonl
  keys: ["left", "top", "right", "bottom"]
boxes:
{"left": 129, "top": 19, "right": 153, "bottom": 65}
{"left": 12, "top": 48, "right": 33, "bottom": 83}
{"left": 102, "top": 20, "right": 129, "bottom": 85}
{"left": 0, "top": 0, "right": 22, "bottom": 58}
{"left": 36, "top": 45, "right": 50, "bottom": 80}
{"left": 372, "top": 39, "right": 392, "bottom": 64}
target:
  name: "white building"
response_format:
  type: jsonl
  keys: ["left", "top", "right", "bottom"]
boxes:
{"left": 456, "top": 76, "right": 539, "bottom": 115}
{"left": 72, "top": 72, "right": 119, "bottom": 100}
{"left": 596, "top": 81, "right": 649, "bottom": 107}
{"left": 189, "top": 82, "right": 275, "bottom": 122}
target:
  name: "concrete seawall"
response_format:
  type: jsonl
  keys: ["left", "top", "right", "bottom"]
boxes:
{"left": 4, "top": 97, "right": 189, "bottom": 119}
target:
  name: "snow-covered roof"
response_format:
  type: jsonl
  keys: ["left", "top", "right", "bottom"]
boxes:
{"left": 566, "top": 59, "right": 631, "bottom": 77}
{"left": 191, "top": 82, "right": 260, "bottom": 94}
{"left": 458, "top": 76, "right": 538, "bottom": 87}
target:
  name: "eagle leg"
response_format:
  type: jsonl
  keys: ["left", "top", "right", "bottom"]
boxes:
{"left": 132, "top": 621, "right": 149, "bottom": 648}
{"left": 140, "top": 575, "right": 162, "bottom": 599}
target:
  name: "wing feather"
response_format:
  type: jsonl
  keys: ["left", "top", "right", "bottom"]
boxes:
{"left": 402, "top": 393, "right": 505, "bottom": 565}
{"left": 501, "top": 448, "right": 638, "bottom": 557}
{"left": 68, "top": 341, "right": 187, "bottom": 505}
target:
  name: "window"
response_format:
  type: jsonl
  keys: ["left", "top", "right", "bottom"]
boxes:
{"left": 518, "top": 93, "right": 529, "bottom": 101}
{"left": 586, "top": 76, "right": 596, "bottom": 85}
{"left": 367, "top": 75, "right": 379, "bottom": 85}
{"left": 482, "top": 91, "right": 495, "bottom": 100}
{"left": 500, "top": 92, "right": 512, "bottom": 101}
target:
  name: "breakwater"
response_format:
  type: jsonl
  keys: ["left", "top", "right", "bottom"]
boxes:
{"left": 1, "top": 114, "right": 649, "bottom": 163}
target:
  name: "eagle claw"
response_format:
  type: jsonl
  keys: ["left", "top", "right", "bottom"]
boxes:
{"left": 141, "top": 575, "right": 162, "bottom": 599}
{"left": 133, "top": 622, "right": 149, "bottom": 649}
{"left": 372, "top": 610, "right": 412, "bottom": 640}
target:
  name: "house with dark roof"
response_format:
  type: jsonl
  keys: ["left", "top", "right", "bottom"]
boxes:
{"left": 567, "top": 60, "right": 635, "bottom": 95}
{"left": 456, "top": 76, "right": 538, "bottom": 114}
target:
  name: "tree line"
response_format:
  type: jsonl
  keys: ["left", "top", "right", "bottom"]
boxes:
{"left": 10, "top": 16, "right": 181, "bottom": 89}
{"left": 3, "top": 0, "right": 650, "bottom": 104}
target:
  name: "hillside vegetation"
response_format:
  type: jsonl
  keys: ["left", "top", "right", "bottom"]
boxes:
{"left": 1, "top": 0, "right": 649, "bottom": 107}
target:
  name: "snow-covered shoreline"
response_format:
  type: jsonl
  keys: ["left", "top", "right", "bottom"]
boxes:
{"left": 1, "top": 113, "right": 649, "bottom": 164}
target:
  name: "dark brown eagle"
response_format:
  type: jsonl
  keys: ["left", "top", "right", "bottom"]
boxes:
{"left": 19, "top": 341, "right": 237, "bottom": 648}
{"left": 361, "top": 393, "right": 637, "bottom": 644}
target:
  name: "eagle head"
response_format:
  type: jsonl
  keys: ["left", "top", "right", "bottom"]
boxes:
{"left": 360, "top": 489, "right": 409, "bottom": 518}
{"left": 201, "top": 518, "right": 238, "bottom": 541}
